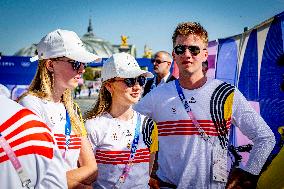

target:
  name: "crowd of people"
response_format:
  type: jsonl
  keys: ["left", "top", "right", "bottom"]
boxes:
{"left": 0, "top": 22, "right": 282, "bottom": 189}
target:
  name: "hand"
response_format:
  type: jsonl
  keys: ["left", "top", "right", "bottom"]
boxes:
{"left": 148, "top": 177, "right": 160, "bottom": 189}
{"left": 226, "top": 168, "right": 259, "bottom": 189}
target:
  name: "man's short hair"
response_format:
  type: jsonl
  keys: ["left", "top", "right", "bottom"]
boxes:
{"left": 172, "top": 22, "right": 208, "bottom": 47}
{"left": 154, "top": 51, "right": 173, "bottom": 62}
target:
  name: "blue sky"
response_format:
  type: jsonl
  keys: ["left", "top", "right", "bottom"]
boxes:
{"left": 0, "top": 0, "right": 283, "bottom": 57}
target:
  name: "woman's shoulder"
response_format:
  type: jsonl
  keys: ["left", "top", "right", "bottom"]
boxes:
{"left": 85, "top": 113, "right": 113, "bottom": 132}
{"left": 21, "top": 94, "right": 41, "bottom": 102}
{"left": 19, "top": 94, "right": 43, "bottom": 108}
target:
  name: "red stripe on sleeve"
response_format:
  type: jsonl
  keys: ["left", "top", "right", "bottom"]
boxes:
{"left": 0, "top": 146, "right": 54, "bottom": 163}
{"left": 0, "top": 109, "right": 36, "bottom": 132}
{"left": 5, "top": 120, "right": 50, "bottom": 141}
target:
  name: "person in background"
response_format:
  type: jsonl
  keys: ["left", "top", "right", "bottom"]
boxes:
{"left": 135, "top": 22, "right": 275, "bottom": 189}
{"left": 87, "top": 82, "right": 93, "bottom": 97}
{"left": 142, "top": 51, "right": 176, "bottom": 97}
{"left": 74, "top": 83, "right": 83, "bottom": 99}
{"left": 0, "top": 90, "right": 67, "bottom": 188}
{"left": 18, "top": 29, "right": 101, "bottom": 188}
{"left": 84, "top": 52, "right": 158, "bottom": 189}
{"left": 202, "top": 60, "right": 209, "bottom": 76}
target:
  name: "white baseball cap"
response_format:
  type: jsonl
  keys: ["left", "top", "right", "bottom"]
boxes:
{"left": 101, "top": 52, "right": 154, "bottom": 81}
{"left": 30, "top": 29, "right": 101, "bottom": 63}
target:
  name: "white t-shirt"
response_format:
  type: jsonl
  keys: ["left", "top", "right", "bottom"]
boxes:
{"left": 19, "top": 95, "right": 83, "bottom": 171}
{"left": 85, "top": 111, "right": 158, "bottom": 189}
{"left": 0, "top": 94, "right": 67, "bottom": 189}
{"left": 135, "top": 79, "right": 275, "bottom": 189}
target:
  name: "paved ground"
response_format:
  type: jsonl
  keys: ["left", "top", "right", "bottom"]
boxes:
{"left": 74, "top": 96, "right": 98, "bottom": 115}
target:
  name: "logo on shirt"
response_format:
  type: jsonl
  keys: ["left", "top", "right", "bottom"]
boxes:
{"left": 112, "top": 133, "right": 118, "bottom": 141}
{"left": 189, "top": 97, "right": 196, "bottom": 103}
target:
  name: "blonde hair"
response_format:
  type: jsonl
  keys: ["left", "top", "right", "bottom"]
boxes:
{"left": 172, "top": 22, "right": 208, "bottom": 47}
{"left": 84, "top": 81, "right": 112, "bottom": 120}
{"left": 18, "top": 59, "right": 84, "bottom": 136}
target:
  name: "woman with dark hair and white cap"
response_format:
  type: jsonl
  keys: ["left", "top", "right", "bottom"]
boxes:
{"left": 84, "top": 52, "right": 158, "bottom": 189}
{"left": 18, "top": 29, "right": 101, "bottom": 188}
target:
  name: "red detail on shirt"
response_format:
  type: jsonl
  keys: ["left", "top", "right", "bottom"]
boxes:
{"left": 0, "top": 146, "right": 53, "bottom": 163}
{"left": 95, "top": 148, "right": 150, "bottom": 165}
{"left": 0, "top": 108, "right": 55, "bottom": 161}
{"left": 0, "top": 109, "right": 51, "bottom": 133}
{"left": 54, "top": 134, "right": 82, "bottom": 149}
{"left": 157, "top": 119, "right": 231, "bottom": 136}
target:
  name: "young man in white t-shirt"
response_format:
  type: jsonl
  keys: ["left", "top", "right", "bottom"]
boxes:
{"left": 135, "top": 22, "right": 275, "bottom": 189}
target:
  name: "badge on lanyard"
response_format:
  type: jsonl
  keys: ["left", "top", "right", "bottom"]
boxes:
{"left": 212, "top": 145, "right": 228, "bottom": 183}
{"left": 63, "top": 110, "right": 71, "bottom": 159}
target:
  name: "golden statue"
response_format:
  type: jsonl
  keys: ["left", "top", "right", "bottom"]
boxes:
{"left": 120, "top": 35, "right": 129, "bottom": 47}
{"left": 143, "top": 44, "right": 152, "bottom": 58}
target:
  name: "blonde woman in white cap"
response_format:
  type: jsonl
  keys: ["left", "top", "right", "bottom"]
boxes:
{"left": 18, "top": 29, "right": 101, "bottom": 188}
{"left": 84, "top": 52, "right": 158, "bottom": 189}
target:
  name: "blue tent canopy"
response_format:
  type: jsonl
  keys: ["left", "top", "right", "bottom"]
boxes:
{"left": 0, "top": 56, "right": 154, "bottom": 85}
{"left": 0, "top": 56, "right": 38, "bottom": 85}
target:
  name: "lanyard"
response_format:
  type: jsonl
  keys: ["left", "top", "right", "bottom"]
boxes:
{"left": 175, "top": 80, "right": 229, "bottom": 182}
{"left": 62, "top": 110, "right": 71, "bottom": 159}
{"left": 175, "top": 79, "right": 213, "bottom": 144}
{"left": 114, "top": 112, "right": 141, "bottom": 189}
{"left": 0, "top": 133, "right": 31, "bottom": 188}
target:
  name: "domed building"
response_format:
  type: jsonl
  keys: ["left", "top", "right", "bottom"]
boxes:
{"left": 80, "top": 19, "right": 114, "bottom": 58}
{"left": 14, "top": 44, "right": 37, "bottom": 57}
{"left": 14, "top": 19, "right": 116, "bottom": 58}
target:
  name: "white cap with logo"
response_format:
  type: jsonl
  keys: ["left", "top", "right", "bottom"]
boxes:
{"left": 101, "top": 52, "right": 153, "bottom": 81}
{"left": 30, "top": 29, "right": 101, "bottom": 63}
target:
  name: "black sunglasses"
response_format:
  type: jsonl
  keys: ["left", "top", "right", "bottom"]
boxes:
{"left": 151, "top": 59, "right": 170, "bottom": 64}
{"left": 53, "top": 58, "right": 85, "bottom": 71}
{"left": 174, "top": 45, "right": 205, "bottom": 56}
{"left": 116, "top": 76, "right": 146, "bottom": 87}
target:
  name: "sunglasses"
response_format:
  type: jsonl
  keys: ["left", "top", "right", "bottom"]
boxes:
{"left": 53, "top": 58, "right": 85, "bottom": 71}
{"left": 151, "top": 59, "right": 170, "bottom": 64}
{"left": 115, "top": 76, "right": 146, "bottom": 87}
{"left": 174, "top": 45, "right": 205, "bottom": 56}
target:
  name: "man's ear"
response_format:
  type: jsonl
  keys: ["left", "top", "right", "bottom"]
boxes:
{"left": 46, "top": 60, "right": 54, "bottom": 72}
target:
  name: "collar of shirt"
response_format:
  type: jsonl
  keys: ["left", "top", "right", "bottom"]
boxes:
{"left": 155, "top": 72, "right": 171, "bottom": 86}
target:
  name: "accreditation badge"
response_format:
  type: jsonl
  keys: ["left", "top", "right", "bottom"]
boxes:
{"left": 212, "top": 145, "right": 229, "bottom": 183}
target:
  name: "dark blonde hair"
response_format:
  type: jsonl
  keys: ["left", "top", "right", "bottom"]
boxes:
{"left": 172, "top": 22, "right": 208, "bottom": 47}
{"left": 18, "top": 59, "right": 85, "bottom": 136}
{"left": 84, "top": 81, "right": 112, "bottom": 120}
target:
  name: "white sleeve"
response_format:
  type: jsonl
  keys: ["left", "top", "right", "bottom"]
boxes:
{"left": 231, "top": 88, "right": 276, "bottom": 175}
{"left": 134, "top": 91, "right": 155, "bottom": 118}
{"left": 85, "top": 119, "right": 99, "bottom": 151}
{"left": 19, "top": 96, "right": 46, "bottom": 121}
{"left": 38, "top": 145, "right": 68, "bottom": 189}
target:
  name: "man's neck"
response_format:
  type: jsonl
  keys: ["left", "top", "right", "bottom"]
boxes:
{"left": 179, "top": 72, "right": 207, "bottom": 90}
{"left": 156, "top": 72, "right": 170, "bottom": 85}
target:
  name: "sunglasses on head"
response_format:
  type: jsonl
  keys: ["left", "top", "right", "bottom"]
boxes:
{"left": 151, "top": 59, "right": 170, "bottom": 64}
{"left": 174, "top": 45, "right": 205, "bottom": 56}
{"left": 116, "top": 76, "right": 146, "bottom": 87}
{"left": 53, "top": 58, "right": 85, "bottom": 71}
